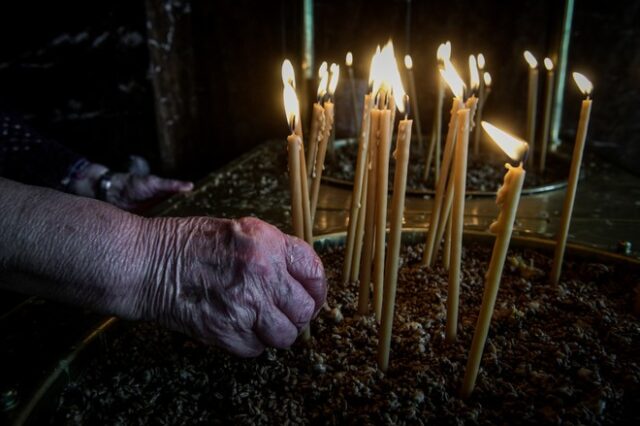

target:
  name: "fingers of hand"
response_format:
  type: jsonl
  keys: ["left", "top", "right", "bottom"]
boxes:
{"left": 285, "top": 235, "right": 327, "bottom": 316}
{"left": 271, "top": 274, "right": 316, "bottom": 329}
{"left": 254, "top": 307, "right": 299, "bottom": 349}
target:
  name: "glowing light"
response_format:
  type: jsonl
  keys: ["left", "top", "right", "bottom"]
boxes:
{"left": 328, "top": 64, "right": 340, "bottom": 96}
{"left": 404, "top": 54, "right": 413, "bottom": 70}
{"left": 346, "top": 52, "right": 353, "bottom": 67}
{"left": 437, "top": 41, "right": 451, "bottom": 62}
{"left": 477, "top": 53, "right": 485, "bottom": 70}
{"left": 317, "top": 62, "right": 329, "bottom": 100}
{"left": 283, "top": 84, "right": 300, "bottom": 131}
{"left": 381, "top": 41, "right": 406, "bottom": 112}
{"left": 482, "top": 121, "right": 528, "bottom": 161}
{"left": 281, "top": 59, "right": 295, "bottom": 88}
{"left": 483, "top": 71, "right": 492, "bottom": 87}
{"left": 439, "top": 60, "right": 465, "bottom": 99}
{"left": 544, "top": 57, "right": 554, "bottom": 71}
{"left": 469, "top": 55, "right": 480, "bottom": 91}
{"left": 572, "top": 72, "right": 593, "bottom": 96}
{"left": 369, "top": 41, "right": 406, "bottom": 112}
{"left": 523, "top": 50, "right": 538, "bottom": 69}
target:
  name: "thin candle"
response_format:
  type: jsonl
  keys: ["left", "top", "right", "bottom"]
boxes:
{"left": 404, "top": 54, "right": 423, "bottom": 149}
{"left": 357, "top": 47, "right": 382, "bottom": 314}
{"left": 473, "top": 54, "right": 488, "bottom": 155}
{"left": 311, "top": 63, "right": 339, "bottom": 221}
{"left": 372, "top": 41, "right": 402, "bottom": 321}
{"left": 539, "top": 58, "right": 555, "bottom": 173}
{"left": 550, "top": 72, "right": 593, "bottom": 285}
{"left": 307, "top": 62, "right": 328, "bottom": 176}
{"left": 461, "top": 121, "right": 528, "bottom": 398}
{"left": 422, "top": 56, "right": 464, "bottom": 267}
{"left": 435, "top": 93, "right": 478, "bottom": 267}
{"left": 379, "top": 94, "right": 412, "bottom": 371}
{"left": 283, "top": 84, "right": 304, "bottom": 240}
{"left": 425, "top": 41, "right": 450, "bottom": 181}
{"left": 343, "top": 88, "right": 374, "bottom": 285}
{"left": 446, "top": 104, "right": 470, "bottom": 342}
{"left": 346, "top": 52, "right": 360, "bottom": 135}
{"left": 524, "top": 50, "right": 539, "bottom": 168}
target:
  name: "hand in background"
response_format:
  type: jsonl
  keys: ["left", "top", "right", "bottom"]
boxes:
{"left": 106, "top": 172, "right": 193, "bottom": 211}
{"left": 67, "top": 160, "right": 193, "bottom": 212}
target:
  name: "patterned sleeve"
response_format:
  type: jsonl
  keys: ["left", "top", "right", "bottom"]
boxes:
{"left": 0, "top": 113, "right": 89, "bottom": 191}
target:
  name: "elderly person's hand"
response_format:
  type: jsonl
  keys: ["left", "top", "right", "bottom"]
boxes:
{"left": 135, "top": 217, "right": 326, "bottom": 356}
{"left": 0, "top": 178, "right": 326, "bottom": 357}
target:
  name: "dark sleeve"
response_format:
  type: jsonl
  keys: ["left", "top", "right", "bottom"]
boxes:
{"left": 0, "top": 113, "right": 88, "bottom": 191}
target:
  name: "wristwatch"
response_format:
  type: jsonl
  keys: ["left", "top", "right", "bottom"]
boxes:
{"left": 96, "top": 171, "right": 114, "bottom": 201}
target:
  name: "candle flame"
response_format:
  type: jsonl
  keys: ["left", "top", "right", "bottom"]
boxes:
{"left": 436, "top": 41, "right": 451, "bottom": 63}
{"left": 328, "top": 63, "right": 340, "bottom": 96}
{"left": 572, "top": 72, "right": 593, "bottom": 96}
{"left": 477, "top": 53, "right": 485, "bottom": 70}
{"left": 346, "top": 51, "right": 353, "bottom": 67}
{"left": 281, "top": 59, "right": 296, "bottom": 88}
{"left": 482, "top": 121, "right": 528, "bottom": 162}
{"left": 483, "top": 71, "right": 492, "bottom": 87}
{"left": 317, "top": 62, "right": 329, "bottom": 100}
{"left": 382, "top": 41, "right": 406, "bottom": 113}
{"left": 469, "top": 55, "right": 480, "bottom": 91}
{"left": 370, "top": 41, "right": 406, "bottom": 112}
{"left": 523, "top": 50, "right": 538, "bottom": 69}
{"left": 544, "top": 57, "right": 554, "bottom": 71}
{"left": 404, "top": 54, "right": 413, "bottom": 70}
{"left": 439, "top": 59, "right": 465, "bottom": 99}
{"left": 283, "top": 84, "right": 300, "bottom": 131}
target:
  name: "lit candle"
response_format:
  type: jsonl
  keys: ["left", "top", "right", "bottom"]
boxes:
{"left": 283, "top": 84, "right": 305, "bottom": 241}
{"left": 282, "top": 63, "right": 312, "bottom": 340}
{"left": 350, "top": 51, "right": 381, "bottom": 291}
{"left": 461, "top": 121, "right": 528, "bottom": 398}
{"left": 446, "top": 103, "right": 470, "bottom": 343}
{"left": 539, "top": 58, "right": 554, "bottom": 173}
{"left": 306, "top": 62, "right": 328, "bottom": 177}
{"left": 425, "top": 41, "right": 450, "bottom": 181}
{"left": 473, "top": 53, "right": 487, "bottom": 155}
{"left": 524, "top": 50, "right": 539, "bottom": 168}
{"left": 550, "top": 72, "right": 593, "bottom": 285}
{"left": 466, "top": 54, "right": 480, "bottom": 140}
{"left": 422, "top": 56, "right": 464, "bottom": 267}
{"left": 282, "top": 60, "right": 312, "bottom": 245}
{"left": 379, "top": 94, "right": 412, "bottom": 371}
{"left": 372, "top": 41, "right": 401, "bottom": 321}
{"left": 343, "top": 70, "right": 374, "bottom": 285}
{"left": 358, "top": 47, "right": 383, "bottom": 314}
{"left": 445, "top": 58, "right": 480, "bottom": 340}
{"left": 345, "top": 52, "right": 360, "bottom": 135}
{"left": 437, "top": 86, "right": 479, "bottom": 267}
{"left": 404, "top": 54, "right": 423, "bottom": 149}
{"left": 310, "top": 63, "right": 339, "bottom": 221}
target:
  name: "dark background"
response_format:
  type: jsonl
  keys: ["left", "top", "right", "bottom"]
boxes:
{"left": 0, "top": 0, "right": 637, "bottom": 180}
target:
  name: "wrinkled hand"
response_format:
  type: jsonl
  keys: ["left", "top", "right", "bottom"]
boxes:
{"left": 107, "top": 173, "right": 193, "bottom": 211}
{"left": 137, "top": 216, "right": 326, "bottom": 357}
